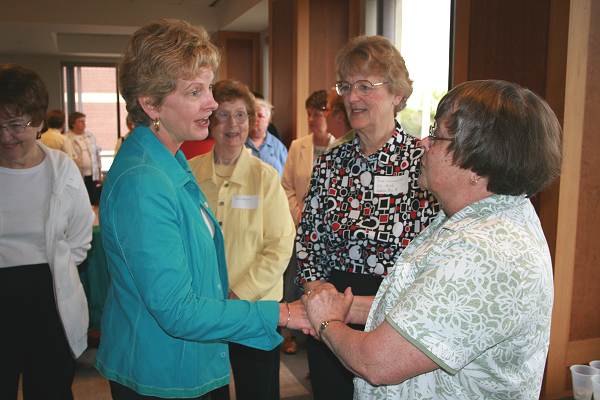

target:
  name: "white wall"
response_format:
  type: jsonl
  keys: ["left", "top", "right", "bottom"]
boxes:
{"left": 0, "top": 54, "right": 121, "bottom": 110}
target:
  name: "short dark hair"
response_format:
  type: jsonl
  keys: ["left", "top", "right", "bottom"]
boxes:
{"left": 436, "top": 79, "right": 562, "bottom": 196}
{"left": 68, "top": 111, "right": 86, "bottom": 130}
{"left": 305, "top": 90, "right": 327, "bottom": 110}
{"left": 46, "top": 109, "right": 65, "bottom": 129}
{"left": 210, "top": 79, "right": 256, "bottom": 129}
{"left": 0, "top": 64, "right": 48, "bottom": 125}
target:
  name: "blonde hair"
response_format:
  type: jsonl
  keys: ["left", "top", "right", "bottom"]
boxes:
{"left": 336, "top": 35, "right": 412, "bottom": 113}
{"left": 119, "top": 19, "right": 220, "bottom": 126}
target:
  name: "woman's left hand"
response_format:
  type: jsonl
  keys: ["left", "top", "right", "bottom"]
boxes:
{"left": 302, "top": 284, "right": 354, "bottom": 338}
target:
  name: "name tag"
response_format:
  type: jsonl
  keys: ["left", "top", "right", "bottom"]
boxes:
{"left": 374, "top": 173, "right": 408, "bottom": 195}
{"left": 232, "top": 195, "right": 259, "bottom": 209}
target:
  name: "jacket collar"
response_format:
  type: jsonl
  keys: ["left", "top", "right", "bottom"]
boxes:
{"left": 130, "top": 126, "right": 195, "bottom": 189}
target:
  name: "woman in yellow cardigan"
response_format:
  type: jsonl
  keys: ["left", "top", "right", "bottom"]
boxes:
{"left": 190, "top": 79, "right": 295, "bottom": 400}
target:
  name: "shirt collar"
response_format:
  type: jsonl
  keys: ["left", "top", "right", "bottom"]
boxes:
{"left": 246, "top": 131, "right": 275, "bottom": 151}
{"left": 196, "top": 147, "right": 254, "bottom": 187}
{"left": 439, "top": 194, "right": 529, "bottom": 232}
{"left": 350, "top": 121, "right": 407, "bottom": 167}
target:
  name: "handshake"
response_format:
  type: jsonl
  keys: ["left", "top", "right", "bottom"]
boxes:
{"left": 280, "top": 282, "right": 354, "bottom": 339}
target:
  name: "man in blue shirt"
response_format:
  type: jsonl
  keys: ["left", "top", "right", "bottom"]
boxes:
{"left": 246, "top": 98, "right": 287, "bottom": 175}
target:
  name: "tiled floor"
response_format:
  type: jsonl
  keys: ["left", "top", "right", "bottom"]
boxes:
{"left": 19, "top": 335, "right": 312, "bottom": 400}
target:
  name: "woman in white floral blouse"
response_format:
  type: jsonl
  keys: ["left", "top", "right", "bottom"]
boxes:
{"left": 303, "top": 79, "right": 562, "bottom": 400}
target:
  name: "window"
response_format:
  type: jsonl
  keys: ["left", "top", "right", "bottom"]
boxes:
{"left": 62, "top": 64, "right": 128, "bottom": 172}
{"left": 367, "top": 0, "right": 452, "bottom": 139}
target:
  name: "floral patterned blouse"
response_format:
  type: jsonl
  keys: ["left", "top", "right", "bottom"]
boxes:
{"left": 296, "top": 123, "right": 439, "bottom": 284}
{"left": 355, "top": 194, "right": 553, "bottom": 399}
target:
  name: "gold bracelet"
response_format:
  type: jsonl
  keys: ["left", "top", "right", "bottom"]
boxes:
{"left": 319, "top": 319, "right": 343, "bottom": 336}
{"left": 284, "top": 302, "right": 291, "bottom": 328}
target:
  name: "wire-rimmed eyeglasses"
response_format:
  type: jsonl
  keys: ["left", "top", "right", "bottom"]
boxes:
{"left": 213, "top": 110, "right": 249, "bottom": 124}
{"left": 335, "top": 80, "right": 389, "bottom": 97}
{"left": 0, "top": 120, "right": 32, "bottom": 135}
{"left": 428, "top": 123, "right": 454, "bottom": 142}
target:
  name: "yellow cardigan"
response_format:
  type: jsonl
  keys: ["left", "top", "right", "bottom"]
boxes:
{"left": 189, "top": 149, "right": 295, "bottom": 301}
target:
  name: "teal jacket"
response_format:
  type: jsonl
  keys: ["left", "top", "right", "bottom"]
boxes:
{"left": 96, "top": 126, "right": 282, "bottom": 398}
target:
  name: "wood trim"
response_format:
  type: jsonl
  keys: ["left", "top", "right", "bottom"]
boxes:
{"left": 566, "top": 338, "right": 600, "bottom": 365}
{"left": 537, "top": 0, "right": 570, "bottom": 269}
{"left": 348, "top": 0, "right": 363, "bottom": 37}
{"left": 451, "top": 0, "right": 470, "bottom": 86}
{"left": 214, "top": 31, "right": 261, "bottom": 89}
{"left": 293, "top": 0, "right": 310, "bottom": 140}
{"left": 544, "top": 0, "right": 591, "bottom": 397}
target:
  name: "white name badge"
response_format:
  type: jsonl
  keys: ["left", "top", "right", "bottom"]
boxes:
{"left": 232, "top": 195, "right": 259, "bottom": 209}
{"left": 374, "top": 173, "right": 409, "bottom": 195}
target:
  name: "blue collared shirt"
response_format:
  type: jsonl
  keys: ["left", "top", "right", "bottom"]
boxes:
{"left": 245, "top": 131, "right": 288, "bottom": 175}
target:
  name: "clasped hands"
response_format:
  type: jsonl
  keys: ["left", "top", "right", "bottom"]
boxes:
{"left": 283, "top": 283, "right": 353, "bottom": 339}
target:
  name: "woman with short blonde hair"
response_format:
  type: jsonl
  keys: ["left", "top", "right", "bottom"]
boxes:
{"left": 96, "top": 19, "right": 308, "bottom": 400}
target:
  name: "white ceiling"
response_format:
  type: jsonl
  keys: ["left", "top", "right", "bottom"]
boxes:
{"left": 0, "top": 0, "right": 268, "bottom": 57}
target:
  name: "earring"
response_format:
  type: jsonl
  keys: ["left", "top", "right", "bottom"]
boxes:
{"left": 152, "top": 118, "right": 160, "bottom": 132}
{"left": 470, "top": 175, "right": 480, "bottom": 185}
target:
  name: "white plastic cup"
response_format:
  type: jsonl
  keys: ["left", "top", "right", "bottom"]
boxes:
{"left": 570, "top": 365, "right": 600, "bottom": 400}
{"left": 590, "top": 360, "right": 600, "bottom": 371}
{"left": 592, "top": 375, "right": 600, "bottom": 400}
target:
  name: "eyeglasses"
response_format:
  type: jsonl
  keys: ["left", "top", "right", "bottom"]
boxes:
{"left": 428, "top": 123, "right": 454, "bottom": 143}
{"left": 213, "top": 110, "right": 248, "bottom": 124}
{"left": 335, "top": 80, "right": 389, "bottom": 96}
{"left": 0, "top": 120, "right": 32, "bottom": 135}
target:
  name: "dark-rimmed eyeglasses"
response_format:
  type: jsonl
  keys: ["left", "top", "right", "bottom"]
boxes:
{"left": 0, "top": 120, "right": 32, "bottom": 135}
{"left": 335, "top": 80, "right": 389, "bottom": 96}
{"left": 213, "top": 110, "right": 248, "bottom": 124}
{"left": 428, "top": 123, "right": 454, "bottom": 143}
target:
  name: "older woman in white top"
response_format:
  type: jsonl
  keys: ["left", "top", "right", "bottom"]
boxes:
{"left": 0, "top": 64, "right": 94, "bottom": 400}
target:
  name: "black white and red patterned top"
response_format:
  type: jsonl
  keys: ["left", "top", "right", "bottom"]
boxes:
{"left": 296, "top": 123, "right": 439, "bottom": 283}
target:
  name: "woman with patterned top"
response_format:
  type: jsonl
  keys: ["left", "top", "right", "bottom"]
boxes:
{"left": 295, "top": 35, "right": 439, "bottom": 399}
{"left": 303, "top": 80, "right": 562, "bottom": 399}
